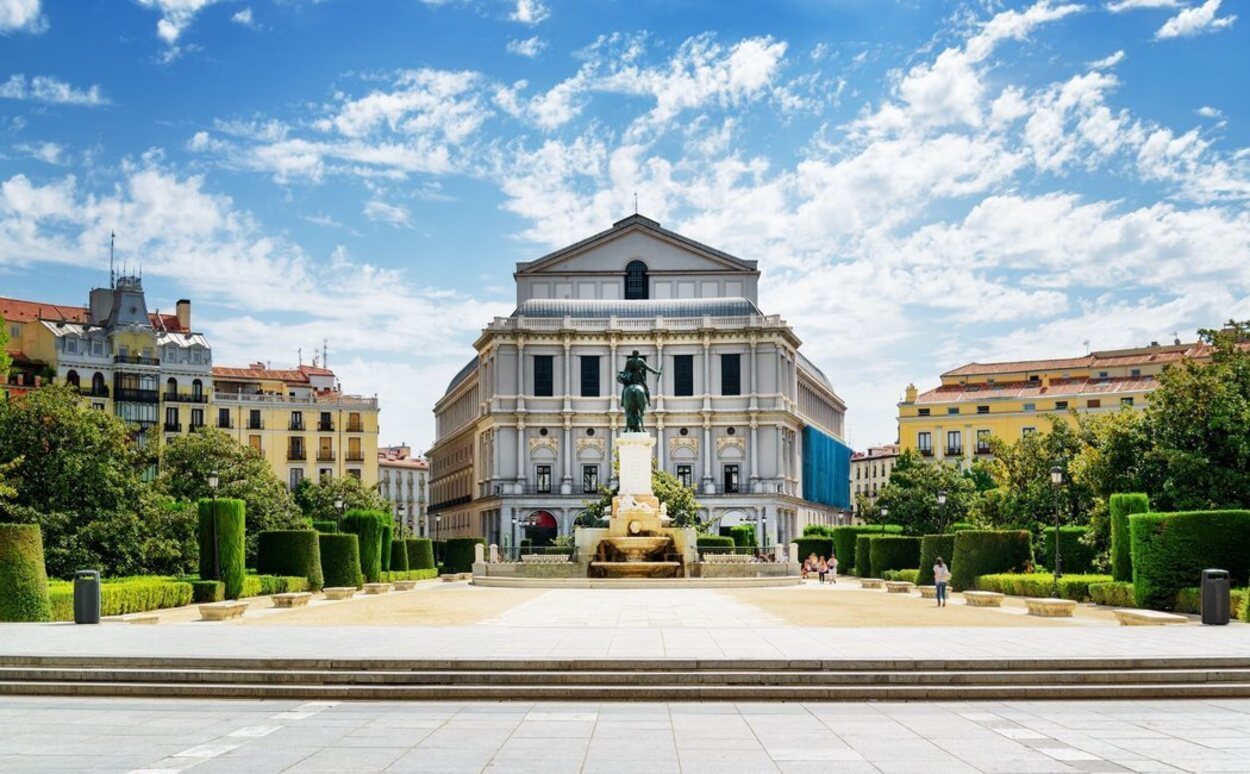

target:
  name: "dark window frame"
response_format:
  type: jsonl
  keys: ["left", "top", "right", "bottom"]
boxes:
{"left": 721, "top": 353, "right": 741, "bottom": 396}
{"left": 676, "top": 464, "right": 693, "bottom": 489}
{"left": 673, "top": 354, "right": 695, "bottom": 397}
{"left": 582, "top": 465, "right": 599, "bottom": 494}
{"left": 723, "top": 464, "right": 740, "bottom": 494}
{"left": 580, "top": 355, "right": 600, "bottom": 397}
{"left": 535, "top": 464, "right": 553, "bottom": 494}
{"left": 624, "top": 260, "right": 649, "bottom": 300}
{"left": 533, "top": 355, "right": 554, "bottom": 397}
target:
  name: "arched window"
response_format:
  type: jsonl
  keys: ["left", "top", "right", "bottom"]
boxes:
{"left": 66, "top": 370, "right": 80, "bottom": 388}
{"left": 166, "top": 377, "right": 178, "bottom": 399}
{"left": 92, "top": 372, "right": 106, "bottom": 395}
{"left": 624, "top": 260, "right": 649, "bottom": 300}
{"left": 192, "top": 378, "right": 203, "bottom": 399}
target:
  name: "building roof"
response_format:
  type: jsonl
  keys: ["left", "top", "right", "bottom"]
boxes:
{"left": 212, "top": 365, "right": 312, "bottom": 383}
{"left": 379, "top": 455, "right": 429, "bottom": 470}
{"left": 0, "top": 295, "right": 188, "bottom": 332}
{"left": 941, "top": 343, "right": 1198, "bottom": 378}
{"left": 852, "top": 444, "right": 900, "bottom": 461}
{"left": 512, "top": 297, "right": 763, "bottom": 319}
{"left": 915, "top": 376, "right": 1159, "bottom": 404}
{"left": 444, "top": 356, "right": 480, "bottom": 394}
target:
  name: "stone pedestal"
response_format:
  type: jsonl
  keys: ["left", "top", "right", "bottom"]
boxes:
{"left": 616, "top": 432, "right": 654, "bottom": 495}
{"left": 610, "top": 432, "right": 665, "bottom": 537}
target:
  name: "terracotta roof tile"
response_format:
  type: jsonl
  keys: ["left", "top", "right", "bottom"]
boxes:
{"left": 915, "top": 376, "right": 1159, "bottom": 404}
{"left": 0, "top": 296, "right": 88, "bottom": 324}
{"left": 212, "top": 366, "right": 311, "bottom": 383}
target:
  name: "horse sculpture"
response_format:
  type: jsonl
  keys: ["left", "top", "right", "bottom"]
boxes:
{"left": 618, "top": 349, "right": 660, "bottom": 433}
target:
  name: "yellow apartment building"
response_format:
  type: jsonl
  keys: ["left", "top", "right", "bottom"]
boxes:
{"left": 898, "top": 340, "right": 1205, "bottom": 466}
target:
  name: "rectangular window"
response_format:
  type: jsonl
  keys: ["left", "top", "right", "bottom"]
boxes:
{"left": 533, "top": 355, "right": 554, "bottom": 396}
{"left": 1088, "top": 399, "right": 1101, "bottom": 408}
{"left": 290, "top": 411, "right": 304, "bottom": 431}
{"left": 190, "top": 408, "right": 203, "bottom": 429}
{"left": 1055, "top": 400, "right": 1068, "bottom": 410}
{"left": 976, "top": 405, "right": 989, "bottom": 414}
{"left": 945, "top": 430, "right": 962, "bottom": 456}
{"left": 249, "top": 435, "right": 262, "bottom": 451}
{"left": 676, "top": 464, "right": 693, "bottom": 489}
{"left": 288, "top": 468, "right": 304, "bottom": 490}
{"left": 92, "top": 402, "right": 104, "bottom": 411}
{"left": 249, "top": 409, "right": 262, "bottom": 429}
{"left": 580, "top": 355, "right": 600, "bottom": 397}
{"left": 347, "top": 412, "right": 362, "bottom": 432}
{"left": 319, "top": 411, "right": 333, "bottom": 431}
{"left": 1099, "top": 371, "right": 1109, "bottom": 378}
{"left": 1130, "top": 368, "right": 1141, "bottom": 377}
{"left": 1121, "top": 396, "right": 1134, "bottom": 407}
{"left": 582, "top": 465, "right": 599, "bottom": 494}
{"left": 288, "top": 437, "right": 305, "bottom": 460}
{"left": 918, "top": 408, "right": 930, "bottom": 417}
{"left": 217, "top": 408, "right": 230, "bottom": 428}
{"left": 164, "top": 407, "right": 178, "bottom": 428}
{"left": 348, "top": 437, "right": 362, "bottom": 460}
{"left": 723, "top": 464, "right": 740, "bottom": 494}
{"left": 918, "top": 432, "right": 932, "bottom": 454}
{"left": 673, "top": 355, "right": 694, "bottom": 396}
{"left": 947, "top": 407, "right": 959, "bottom": 415}
{"left": 535, "top": 464, "right": 552, "bottom": 494}
{"left": 347, "top": 469, "right": 361, "bottom": 481}
{"left": 976, "top": 429, "right": 991, "bottom": 453}
{"left": 721, "top": 354, "right": 741, "bottom": 396}
{"left": 319, "top": 437, "right": 333, "bottom": 460}
{"left": 1022, "top": 427, "right": 1036, "bottom": 436}
{"left": 1023, "top": 403, "right": 1036, "bottom": 411}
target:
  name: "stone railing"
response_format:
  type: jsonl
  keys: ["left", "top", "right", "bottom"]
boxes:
{"left": 700, "top": 553, "right": 756, "bottom": 565}
{"left": 521, "top": 553, "right": 573, "bottom": 564}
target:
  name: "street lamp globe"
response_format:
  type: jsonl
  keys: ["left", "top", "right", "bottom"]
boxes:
{"left": 1050, "top": 466, "right": 1064, "bottom": 486}
{"left": 936, "top": 490, "right": 947, "bottom": 506}
{"left": 207, "top": 471, "right": 219, "bottom": 491}
{"left": 880, "top": 507, "right": 889, "bottom": 519}
{"left": 334, "top": 497, "right": 344, "bottom": 511}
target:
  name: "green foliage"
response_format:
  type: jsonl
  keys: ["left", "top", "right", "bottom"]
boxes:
{"left": 47, "top": 577, "right": 192, "bottom": 621}
{"left": 1130, "top": 510, "right": 1250, "bottom": 610}
{"left": 950, "top": 530, "right": 1032, "bottom": 591}
{"left": 794, "top": 537, "right": 834, "bottom": 565}
{"left": 0, "top": 312, "right": 10, "bottom": 378}
{"left": 869, "top": 536, "right": 921, "bottom": 578}
{"left": 380, "top": 568, "right": 439, "bottom": 582}
{"left": 240, "top": 574, "right": 309, "bottom": 597}
{"left": 444, "top": 537, "right": 486, "bottom": 573}
{"left": 405, "top": 538, "right": 435, "bottom": 570}
{"left": 854, "top": 535, "right": 875, "bottom": 577}
{"left": 974, "top": 573, "right": 1112, "bottom": 601}
{"left": 697, "top": 535, "right": 735, "bottom": 553}
{"left": 580, "top": 466, "right": 704, "bottom": 530}
{"left": 918, "top": 534, "right": 956, "bottom": 585}
{"left": 0, "top": 523, "right": 51, "bottom": 621}
{"left": 1041, "top": 526, "right": 1097, "bottom": 574}
{"left": 830, "top": 525, "right": 901, "bottom": 576}
{"left": 390, "top": 539, "right": 409, "bottom": 571}
{"left": 312, "top": 520, "right": 338, "bottom": 533}
{"left": 874, "top": 450, "right": 976, "bottom": 535}
{"left": 1243, "top": 588, "right": 1250, "bottom": 623}
{"left": 1108, "top": 493, "right": 1150, "bottom": 582}
{"left": 198, "top": 498, "right": 246, "bottom": 600}
{"left": 341, "top": 509, "right": 388, "bottom": 583}
{"left": 978, "top": 418, "right": 1095, "bottom": 538}
{"left": 1088, "top": 581, "right": 1136, "bottom": 608}
{"left": 191, "top": 580, "right": 224, "bottom": 603}
{"left": 882, "top": 569, "right": 919, "bottom": 583}
{"left": 319, "top": 533, "right": 362, "bottom": 588}
{"left": 379, "top": 524, "right": 393, "bottom": 572}
{"left": 293, "top": 473, "right": 390, "bottom": 525}
{"left": 159, "top": 429, "right": 302, "bottom": 565}
{"left": 947, "top": 522, "right": 975, "bottom": 533}
{"left": 727, "top": 524, "right": 756, "bottom": 547}
{"left": 256, "top": 530, "right": 324, "bottom": 591}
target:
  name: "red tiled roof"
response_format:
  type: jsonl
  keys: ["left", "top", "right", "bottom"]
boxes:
{"left": 379, "top": 455, "right": 428, "bottom": 469}
{"left": 916, "top": 376, "right": 1159, "bottom": 404}
{"left": 299, "top": 365, "right": 334, "bottom": 376}
{"left": 150, "top": 313, "right": 186, "bottom": 333}
{"left": 941, "top": 344, "right": 1201, "bottom": 378}
{"left": 212, "top": 366, "right": 311, "bottom": 383}
{"left": 852, "top": 444, "right": 900, "bottom": 460}
{"left": 0, "top": 296, "right": 88, "bottom": 324}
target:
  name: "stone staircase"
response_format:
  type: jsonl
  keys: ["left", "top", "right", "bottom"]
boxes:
{"left": 2, "top": 655, "right": 1249, "bottom": 701}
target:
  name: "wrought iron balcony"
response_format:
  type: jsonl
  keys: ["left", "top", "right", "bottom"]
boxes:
{"left": 115, "top": 388, "right": 159, "bottom": 403}
{"left": 346, "top": 422, "right": 365, "bottom": 432}
{"left": 316, "top": 450, "right": 336, "bottom": 461}
{"left": 114, "top": 355, "right": 159, "bottom": 366}
{"left": 318, "top": 421, "right": 334, "bottom": 431}
{"left": 287, "top": 448, "right": 307, "bottom": 461}
{"left": 164, "top": 392, "right": 208, "bottom": 403}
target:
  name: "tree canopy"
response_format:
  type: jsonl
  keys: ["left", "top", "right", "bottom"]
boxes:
{"left": 873, "top": 449, "right": 976, "bottom": 535}
{"left": 294, "top": 473, "right": 390, "bottom": 527}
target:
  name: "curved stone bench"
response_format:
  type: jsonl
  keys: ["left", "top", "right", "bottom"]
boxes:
{"left": 271, "top": 592, "right": 312, "bottom": 608}
{"left": 859, "top": 578, "right": 884, "bottom": 589}
{"left": 1114, "top": 608, "right": 1188, "bottom": 626}
{"left": 363, "top": 583, "right": 393, "bottom": 595}
{"left": 963, "top": 591, "right": 1004, "bottom": 607}
{"left": 322, "top": 587, "right": 358, "bottom": 601}
{"left": 392, "top": 580, "right": 419, "bottom": 591}
{"left": 197, "top": 600, "right": 248, "bottom": 621}
{"left": 1025, "top": 597, "right": 1077, "bottom": 617}
{"left": 884, "top": 581, "right": 916, "bottom": 594}
{"left": 917, "top": 585, "right": 937, "bottom": 599}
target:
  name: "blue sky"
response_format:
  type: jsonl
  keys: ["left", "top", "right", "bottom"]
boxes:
{"left": 1, "top": 0, "right": 1247, "bottom": 451}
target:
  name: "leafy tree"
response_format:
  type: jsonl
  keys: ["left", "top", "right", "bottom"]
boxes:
{"left": 576, "top": 467, "right": 705, "bottom": 529}
{"left": 979, "top": 418, "right": 1094, "bottom": 533}
{"left": 873, "top": 449, "right": 975, "bottom": 535}
{"left": 294, "top": 473, "right": 390, "bottom": 526}
{"left": 1069, "top": 408, "right": 1158, "bottom": 551}
{"left": 159, "top": 429, "right": 302, "bottom": 564}
{"left": 0, "top": 311, "right": 11, "bottom": 379}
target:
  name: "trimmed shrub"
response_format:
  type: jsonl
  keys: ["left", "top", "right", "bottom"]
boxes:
{"left": 1089, "top": 581, "right": 1136, "bottom": 608}
{"left": 341, "top": 509, "right": 388, "bottom": 583}
{"left": 390, "top": 540, "right": 410, "bottom": 572}
{"left": 1041, "top": 526, "right": 1097, "bottom": 575}
{"left": 256, "top": 530, "right": 324, "bottom": 591}
{"left": 1130, "top": 510, "right": 1250, "bottom": 611}
{"left": 918, "top": 534, "right": 956, "bottom": 586}
{"left": 854, "top": 535, "right": 874, "bottom": 577}
{"left": 802, "top": 524, "right": 835, "bottom": 537}
{"left": 47, "top": 578, "right": 192, "bottom": 621}
{"left": 0, "top": 524, "right": 52, "bottom": 621}
{"left": 727, "top": 525, "right": 757, "bottom": 547}
{"left": 883, "top": 569, "right": 920, "bottom": 583}
{"left": 950, "top": 530, "right": 1032, "bottom": 591}
{"left": 1109, "top": 493, "right": 1149, "bottom": 582}
{"left": 1242, "top": 588, "right": 1249, "bottom": 623}
{"left": 975, "top": 573, "right": 1111, "bottom": 602}
{"left": 406, "top": 538, "right": 435, "bottom": 571}
{"left": 319, "top": 533, "right": 363, "bottom": 588}
{"left": 831, "top": 525, "right": 902, "bottom": 576}
{"left": 240, "top": 574, "right": 309, "bottom": 597}
{"left": 380, "top": 524, "right": 394, "bottom": 573}
{"left": 698, "top": 535, "right": 735, "bottom": 553}
{"left": 197, "top": 498, "right": 246, "bottom": 600}
{"left": 869, "top": 536, "right": 921, "bottom": 579}
{"left": 191, "top": 580, "right": 224, "bottom": 603}
{"left": 947, "top": 522, "right": 975, "bottom": 533}
{"left": 382, "top": 568, "right": 439, "bottom": 582}
{"left": 444, "top": 537, "right": 487, "bottom": 573}
{"left": 311, "top": 520, "right": 338, "bottom": 534}
{"left": 794, "top": 537, "right": 834, "bottom": 566}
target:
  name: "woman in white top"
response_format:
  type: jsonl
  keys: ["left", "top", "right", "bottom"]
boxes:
{"left": 933, "top": 557, "right": 951, "bottom": 607}
{"left": 828, "top": 553, "right": 838, "bottom": 584}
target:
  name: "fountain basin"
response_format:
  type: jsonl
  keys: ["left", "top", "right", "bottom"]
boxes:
{"left": 601, "top": 536, "right": 671, "bottom": 562}
{"left": 590, "top": 561, "right": 681, "bottom": 579}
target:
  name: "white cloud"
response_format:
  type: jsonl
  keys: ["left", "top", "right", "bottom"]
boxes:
{"left": 136, "top": 0, "right": 222, "bottom": 59}
{"left": 509, "top": 0, "right": 548, "bottom": 25}
{"left": 1156, "top": 0, "right": 1236, "bottom": 38}
{"left": 1087, "top": 50, "right": 1125, "bottom": 69}
{"left": 0, "top": 74, "right": 109, "bottom": 105}
{"left": 1106, "top": 0, "right": 1179, "bottom": 11}
{"left": 16, "top": 141, "right": 63, "bottom": 164}
{"left": 506, "top": 35, "right": 545, "bottom": 58}
{"left": 362, "top": 199, "right": 411, "bottom": 227}
{"left": 231, "top": 7, "right": 255, "bottom": 28}
{"left": 0, "top": 0, "right": 43, "bottom": 33}
{"left": 1196, "top": 105, "right": 1223, "bottom": 118}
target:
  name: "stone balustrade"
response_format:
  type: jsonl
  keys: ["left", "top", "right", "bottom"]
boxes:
{"left": 521, "top": 554, "right": 573, "bottom": 564}
{"left": 701, "top": 554, "right": 755, "bottom": 565}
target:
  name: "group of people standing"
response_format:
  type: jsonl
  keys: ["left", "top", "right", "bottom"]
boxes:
{"left": 802, "top": 553, "right": 838, "bottom": 583}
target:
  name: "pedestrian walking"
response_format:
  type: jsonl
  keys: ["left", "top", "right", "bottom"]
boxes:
{"left": 828, "top": 553, "right": 838, "bottom": 584}
{"left": 817, "top": 558, "right": 828, "bottom": 584}
{"left": 933, "top": 557, "right": 951, "bottom": 607}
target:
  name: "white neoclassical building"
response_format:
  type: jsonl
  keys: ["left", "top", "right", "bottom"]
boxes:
{"left": 428, "top": 215, "right": 853, "bottom": 548}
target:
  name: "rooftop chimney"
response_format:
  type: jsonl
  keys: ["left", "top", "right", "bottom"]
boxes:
{"left": 176, "top": 299, "right": 191, "bottom": 331}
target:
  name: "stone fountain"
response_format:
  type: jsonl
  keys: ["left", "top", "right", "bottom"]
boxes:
{"left": 587, "top": 432, "right": 684, "bottom": 579}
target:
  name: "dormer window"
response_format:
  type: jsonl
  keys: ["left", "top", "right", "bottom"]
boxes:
{"left": 624, "top": 260, "right": 649, "bottom": 300}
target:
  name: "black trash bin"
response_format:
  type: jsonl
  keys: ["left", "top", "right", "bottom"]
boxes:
{"left": 74, "top": 569, "right": 100, "bottom": 624}
{"left": 1201, "top": 568, "right": 1230, "bottom": 625}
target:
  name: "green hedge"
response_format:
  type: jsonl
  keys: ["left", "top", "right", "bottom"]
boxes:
{"left": 869, "top": 536, "right": 921, "bottom": 579}
{"left": 381, "top": 568, "right": 439, "bottom": 582}
{"left": 342, "top": 510, "right": 388, "bottom": 583}
{"left": 311, "top": 520, "right": 338, "bottom": 534}
{"left": 47, "top": 578, "right": 192, "bottom": 621}
{"left": 794, "top": 537, "right": 834, "bottom": 566}
{"left": 1172, "top": 587, "right": 1249, "bottom": 616}
{"left": 240, "top": 574, "right": 309, "bottom": 598}
{"left": 191, "top": 580, "right": 224, "bottom": 603}
{"left": 947, "top": 522, "right": 975, "bottom": 533}
{"left": 975, "top": 573, "right": 1112, "bottom": 602}
{"left": 319, "top": 533, "right": 363, "bottom": 588}
{"left": 444, "top": 537, "right": 486, "bottom": 573}
{"left": 256, "top": 530, "right": 324, "bottom": 591}
{"left": 1109, "top": 493, "right": 1149, "bottom": 582}
{"left": 1243, "top": 589, "right": 1250, "bottom": 623}
{"left": 854, "top": 535, "right": 874, "bottom": 577}
{"left": 0, "top": 524, "right": 52, "bottom": 622}
{"left": 1041, "top": 526, "right": 1097, "bottom": 575}
{"left": 883, "top": 569, "right": 919, "bottom": 583}
{"left": 831, "top": 525, "right": 902, "bottom": 576}
{"left": 1089, "top": 581, "right": 1135, "bottom": 607}
{"left": 390, "top": 540, "right": 410, "bottom": 572}
{"left": 405, "top": 538, "right": 435, "bottom": 571}
{"left": 197, "top": 498, "right": 246, "bottom": 600}
{"left": 380, "top": 524, "right": 393, "bottom": 573}
{"left": 698, "top": 535, "right": 735, "bottom": 553}
{"left": 727, "top": 525, "right": 757, "bottom": 547}
{"left": 918, "top": 534, "right": 956, "bottom": 586}
{"left": 1130, "top": 510, "right": 1250, "bottom": 611}
{"left": 950, "top": 530, "right": 1032, "bottom": 591}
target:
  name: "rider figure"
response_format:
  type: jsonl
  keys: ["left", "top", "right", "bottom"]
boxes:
{"left": 618, "top": 350, "right": 661, "bottom": 406}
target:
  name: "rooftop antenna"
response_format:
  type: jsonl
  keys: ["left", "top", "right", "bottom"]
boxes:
{"left": 633, "top": 192, "right": 638, "bottom": 214}
{"left": 298, "top": 347, "right": 302, "bottom": 366}
{"left": 109, "top": 230, "right": 116, "bottom": 288}
{"left": 1083, "top": 339, "right": 1090, "bottom": 354}
{"left": 323, "top": 338, "right": 328, "bottom": 368}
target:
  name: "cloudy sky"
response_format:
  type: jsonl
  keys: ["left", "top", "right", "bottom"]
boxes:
{"left": 1, "top": 0, "right": 1247, "bottom": 451}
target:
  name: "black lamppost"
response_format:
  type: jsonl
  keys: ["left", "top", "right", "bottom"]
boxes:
{"left": 511, "top": 516, "right": 519, "bottom": 550}
{"left": 762, "top": 514, "right": 769, "bottom": 549}
{"left": 1050, "top": 466, "right": 1064, "bottom": 581}
{"left": 396, "top": 502, "right": 406, "bottom": 536}
{"left": 334, "top": 497, "right": 345, "bottom": 526}
{"left": 880, "top": 506, "right": 889, "bottom": 523}
{"left": 207, "top": 470, "right": 220, "bottom": 580}
{"left": 935, "top": 490, "right": 946, "bottom": 530}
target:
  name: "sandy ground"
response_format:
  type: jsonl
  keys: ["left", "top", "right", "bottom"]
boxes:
{"left": 236, "top": 584, "right": 546, "bottom": 627}
{"left": 728, "top": 581, "right": 1131, "bottom": 627}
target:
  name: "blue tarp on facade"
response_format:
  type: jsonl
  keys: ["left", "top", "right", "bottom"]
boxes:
{"left": 802, "top": 426, "right": 852, "bottom": 510}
